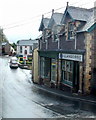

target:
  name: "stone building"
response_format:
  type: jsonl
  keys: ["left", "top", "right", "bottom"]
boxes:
{"left": 38, "top": 5, "right": 96, "bottom": 95}
{"left": 1, "top": 42, "right": 10, "bottom": 55}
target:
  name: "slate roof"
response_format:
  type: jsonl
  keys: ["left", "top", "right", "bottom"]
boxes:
{"left": 48, "top": 13, "right": 63, "bottom": 29}
{"left": 61, "top": 5, "right": 95, "bottom": 32}
{"left": 79, "top": 13, "right": 95, "bottom": 32}
{"left": 61, "top": 6, "right": 93, "bottom": 23}
{"left": 17, "top": 40, "right": 38, "bottom": 46}
{"left": 39, "top": 18, "right": 50, "bottom": 31}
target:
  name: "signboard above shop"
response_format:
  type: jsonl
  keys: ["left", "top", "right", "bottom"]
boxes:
{"left": 59, "top": 53, "right": 83, "bottom": 62}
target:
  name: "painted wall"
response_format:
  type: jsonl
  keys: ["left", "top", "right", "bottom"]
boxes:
{"left": 17, "top": 45, "right": 33, "bottom": 56}
{"left": 32, "top": 48, "right": 39, "bottom": 83}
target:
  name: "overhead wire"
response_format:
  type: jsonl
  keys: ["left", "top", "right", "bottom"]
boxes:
{"left": 2, "top": 0, "right": 95, "bottom": 30}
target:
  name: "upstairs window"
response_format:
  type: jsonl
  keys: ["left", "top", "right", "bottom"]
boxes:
{"left": 52, "top": 33, "right": 59, "bottom": 42}
{"left": 20, "top": 46, "right": 22, "bottom": 53}
{"left": 29, "top": 46, "right": 32, "bottom": 53}
{"left": 42, "top": 29, "right": 51, "bottom": 43}
{"left": 46, "top": 30, "right": 51, "bottom": 38}
{"left": 67, "top": 22, "right": 75, "bottom": 40}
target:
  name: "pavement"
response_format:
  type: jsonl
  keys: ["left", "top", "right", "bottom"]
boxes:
{"left": 33, "top": 83, "right": 96, "bottom": 104}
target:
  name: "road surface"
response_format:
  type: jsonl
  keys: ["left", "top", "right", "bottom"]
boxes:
{"left": 0, "top": 56, "right": 96, "bottom": 118}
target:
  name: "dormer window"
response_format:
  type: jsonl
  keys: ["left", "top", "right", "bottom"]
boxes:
{"left": 67, "top": 22, "right": 75, "bottom": 40}
{"left": 42, "top": 30, "right": 51, "bottom": 43}
{"left": 52, "top": 33, "right": 59, "bottom": 42}
{"left": 46, "top": 30, "right": 51, "bottom": 38}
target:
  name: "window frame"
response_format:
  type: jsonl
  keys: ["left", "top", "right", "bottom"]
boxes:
{"left": 29, "top": 46, "right": 32, "bottom": 54}
{"left": 52, "top": 33, "right": 59, "bottom": 42}
{"left": 66, "top": 22, "right": 75, "bottom": 41}
{"left": 62, "top": 60, "right": 73, "bottom": 86}
{"left": 20, "top": 46, "right": 22, "bottom": 53}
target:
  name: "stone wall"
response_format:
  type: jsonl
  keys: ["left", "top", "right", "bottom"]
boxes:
{"left": 84, "top": 33, "right": 92, "bottom": 94}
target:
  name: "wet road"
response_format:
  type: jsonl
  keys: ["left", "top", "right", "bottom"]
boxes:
{"left": 0, "top": 56, "right": 96, "bottom": 118}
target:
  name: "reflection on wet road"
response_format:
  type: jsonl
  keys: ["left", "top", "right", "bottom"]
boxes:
{"left": 0, "top": 56, "right": 96, "bottom": 118}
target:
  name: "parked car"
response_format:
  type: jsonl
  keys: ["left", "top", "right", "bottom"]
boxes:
{"left": 9, "top": 57, "right": 18, "bottom": 68}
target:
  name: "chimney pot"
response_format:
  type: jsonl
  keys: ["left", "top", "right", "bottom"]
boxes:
{"left": 52, "top": 9, "right": 54, "bottom": 14}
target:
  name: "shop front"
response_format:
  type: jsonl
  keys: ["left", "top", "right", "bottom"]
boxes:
{"left": 39, "top": 51, "right": 58, "bottom": 86}
{"left": 59, "top": 53, "right": 83, "bottom": 93}
{"left": 50, "top": 59, "right": 58, "bottom": 87}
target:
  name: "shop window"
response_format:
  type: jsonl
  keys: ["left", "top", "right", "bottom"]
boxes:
{"left": 40, "top": 57, "right": 50, "bottom": 79}
{"left": 51, "top": 59, "right": 57, "bottom": 82}
{"left": 44, "top": 58, "right": 50, "bottom": 78}
{"left": 62, "top": 60, "right": 73, "bottom": 85}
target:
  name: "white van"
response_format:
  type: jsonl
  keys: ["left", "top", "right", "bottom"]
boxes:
{"left": 9, "top": 57, "right": 18, "bottom": 68}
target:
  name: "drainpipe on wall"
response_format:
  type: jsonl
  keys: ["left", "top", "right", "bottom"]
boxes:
{"left": 73, "top": 21, "right": 77, "bottom": 50}
{"left": 74, "top": 34, "right": 77, "bottom": 50}
{"left": 82, "top": 63, "right": 85, "bottom": 94}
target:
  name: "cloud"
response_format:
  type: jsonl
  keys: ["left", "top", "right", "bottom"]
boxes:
{"left": 0, "top": 0, "right": 95, "bottom": 43}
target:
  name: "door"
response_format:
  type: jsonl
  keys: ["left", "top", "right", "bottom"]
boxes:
{"left": 73, "top": 61, "right": 79, "bottom": 92}
{"left": 51, "top": 59, "right": 57, "bottom": 82}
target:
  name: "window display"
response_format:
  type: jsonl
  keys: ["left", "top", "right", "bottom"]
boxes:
{"left": 62, "top": 60, "right": 73, "bottom": 85}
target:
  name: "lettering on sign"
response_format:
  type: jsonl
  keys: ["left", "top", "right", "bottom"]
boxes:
{"left": 59, "top": 53, "right": 83, "bottom": 62}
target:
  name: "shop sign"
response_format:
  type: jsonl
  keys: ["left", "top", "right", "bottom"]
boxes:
{"left": 59, "top": 53, "right": 83, "bottom": 62}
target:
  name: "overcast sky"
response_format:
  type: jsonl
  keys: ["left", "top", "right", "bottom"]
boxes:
{"left": 0, "top": 0, "right": 96, "bottom": 43}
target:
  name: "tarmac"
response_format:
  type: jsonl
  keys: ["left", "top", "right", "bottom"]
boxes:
{"left": 33, "top": 83, "right": 96, "bottom": 104}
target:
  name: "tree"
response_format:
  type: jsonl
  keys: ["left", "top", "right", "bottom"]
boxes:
{"left": 11, "top": 43, "right": 17, "bottom": 51}
{"left": 0, "top": 27, "right": 8, "bottom": 43}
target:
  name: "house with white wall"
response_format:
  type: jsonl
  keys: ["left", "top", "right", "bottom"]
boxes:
{"left": 17, "top": 39, "right": 38, "bottom": 64}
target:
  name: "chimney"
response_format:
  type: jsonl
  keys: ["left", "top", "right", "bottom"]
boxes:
{"left": 67, "top": 2, "right": 69, "bottom": 8}
{"left": 52, "top": 9, "right": 54, "bottom": 14}
{"left": 42, "top": 14, "right": 44, "bottom": 19}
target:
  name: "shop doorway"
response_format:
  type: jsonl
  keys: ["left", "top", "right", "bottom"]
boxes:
{"left": 73, "top": 61, "right": 79, "bottom": 92}
{"left": 51, "top": 59, "right": 57, "bottom": 86}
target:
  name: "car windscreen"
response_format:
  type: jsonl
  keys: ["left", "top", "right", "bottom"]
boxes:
{"left": 12, "top": 60, "right": 17, "bottom": 64}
